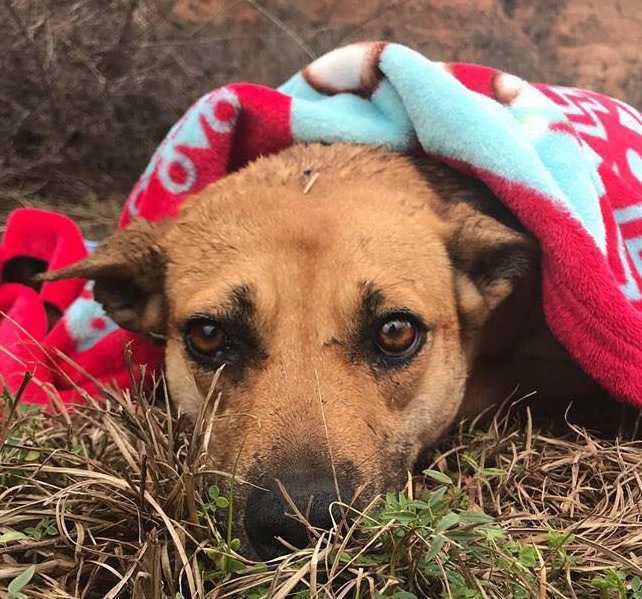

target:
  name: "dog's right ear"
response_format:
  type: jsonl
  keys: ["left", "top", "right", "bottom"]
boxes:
{"left": 36, "top": 219, "right": 168, "bottom": 336}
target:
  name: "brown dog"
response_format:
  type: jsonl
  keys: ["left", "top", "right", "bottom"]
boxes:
{"left": 44, "top": 143, "right": 603, "bottom": 558}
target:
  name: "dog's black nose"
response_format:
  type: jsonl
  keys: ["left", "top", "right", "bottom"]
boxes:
{"left": 245, "top": 474, "right": 351, "bottom": 560}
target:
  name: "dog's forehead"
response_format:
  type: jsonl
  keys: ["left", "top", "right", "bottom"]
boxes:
{"left": 162, "top": 147, "right": 456, "bottom": 323}
{"left": 165, "top": 199, "right": 454, "bottom": 327}
{"left": 167, "top": 167, "right": 445, "bottom": 257}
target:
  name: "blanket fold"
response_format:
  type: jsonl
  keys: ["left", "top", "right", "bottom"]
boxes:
{"left": 2, "top": 42, "right": 641, "bottom": 408}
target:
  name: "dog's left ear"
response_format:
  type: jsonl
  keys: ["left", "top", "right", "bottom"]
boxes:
{"left": 445, "top": 201, "right": 537, "bottom": 337}
{"left": 36, "top": 219, "right": 168, "bottom": 336}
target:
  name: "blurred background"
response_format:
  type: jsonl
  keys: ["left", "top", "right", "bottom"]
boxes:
{"left": 1, "top": 0, "right": 641, "bottom": 235}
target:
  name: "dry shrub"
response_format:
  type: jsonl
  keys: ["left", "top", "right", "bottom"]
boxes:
{"left": 0, "top": 0, "right": 392, "bottom": 205}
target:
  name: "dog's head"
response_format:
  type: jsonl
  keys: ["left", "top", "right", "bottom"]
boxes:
{"left": 43, "top": 144, "right": 535, "bottom": 558}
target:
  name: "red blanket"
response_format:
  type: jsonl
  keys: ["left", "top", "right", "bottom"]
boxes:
{"left": 1, "top": 42, "right": 641, "bottom": 408}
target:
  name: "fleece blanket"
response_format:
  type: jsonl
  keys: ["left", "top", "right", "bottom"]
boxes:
{"left": 1, "top": 41, "right": 642, "bottom": 409}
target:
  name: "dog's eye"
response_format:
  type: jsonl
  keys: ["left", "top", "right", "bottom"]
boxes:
{"left": 375, "top": 316, "right": 421, "bottom": 358}
{"left": 185, "top": 318, "right": 227, "bottom": 357}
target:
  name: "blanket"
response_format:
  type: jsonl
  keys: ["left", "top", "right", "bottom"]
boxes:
{"left": 1, "top": 42, "right": 641, "bottom": 408}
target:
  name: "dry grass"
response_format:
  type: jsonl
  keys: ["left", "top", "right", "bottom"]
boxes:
{"left": 0, "top": 190, "right": 121, "bottom": 241}
{"left": 1, "top": 370, "right": 642, "bottom": 598}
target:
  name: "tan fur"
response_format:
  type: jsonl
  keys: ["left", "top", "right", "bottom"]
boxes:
{"left": 42, "top": 143, "right": 603, "bottom": 550}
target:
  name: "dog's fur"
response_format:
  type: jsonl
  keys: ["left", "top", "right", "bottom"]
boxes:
{"left": 44, "top": 144, "right": 606, "bottom": 555}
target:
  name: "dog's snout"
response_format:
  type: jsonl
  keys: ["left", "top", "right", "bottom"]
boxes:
{"left": 245, "top": 473, "right": 351, "bottom": 560}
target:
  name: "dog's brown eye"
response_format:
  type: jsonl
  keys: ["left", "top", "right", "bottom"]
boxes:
{"left": 186, "top": 319, "right": 226, "bottom": 356}
{"left": 376, "top": 318, "right": 418, "bottom": 356}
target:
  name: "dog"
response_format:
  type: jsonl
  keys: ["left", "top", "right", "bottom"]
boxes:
{"left": 42, "top": 142, "right": 607, "bottom": 559}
